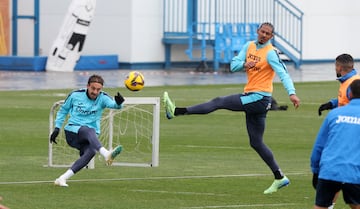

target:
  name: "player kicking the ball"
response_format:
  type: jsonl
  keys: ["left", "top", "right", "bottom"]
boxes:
{"left": 163, "top": 22, "right": 300, "bottom": 194}
{"left": 50, "top": 74, "right": 124, "bottom": 187}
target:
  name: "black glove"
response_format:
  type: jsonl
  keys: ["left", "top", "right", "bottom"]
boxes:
{"left": 318, "top": 102, "right": 333, "bottom": 116}
{"left": 50, "top": 127, "right": 60, "bottom": 144}
{"left": 312, "top": 173, "right": 318, "bottom": 190}
{"left": 114, "top": 92, "right": 125, "bottom": 105}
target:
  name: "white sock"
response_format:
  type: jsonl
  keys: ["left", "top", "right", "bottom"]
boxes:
{"left": 99, "top": 147, "right": 110, "bottom": 158}
{"left": 59, "top": 169, "right": 74, "bottom": 180}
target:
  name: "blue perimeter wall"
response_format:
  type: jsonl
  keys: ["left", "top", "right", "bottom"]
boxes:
{"left": 0, "top": 55, "right": 119, "bottom": 71}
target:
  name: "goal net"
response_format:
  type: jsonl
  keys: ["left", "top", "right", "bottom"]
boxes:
{"left": 48, "top": 97, "right": 160, "bottom": 168}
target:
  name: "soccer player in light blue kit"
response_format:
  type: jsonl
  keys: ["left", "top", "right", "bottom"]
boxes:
{"left": 50, "top": 74, "right": 124, "bottom": 187}
{"left": 311, "top": 79, "right": 360, "bottom": 209}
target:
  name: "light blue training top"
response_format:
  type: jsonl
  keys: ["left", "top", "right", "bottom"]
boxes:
{"left": 55, "top": 88, "right": 122, "bottom": 135}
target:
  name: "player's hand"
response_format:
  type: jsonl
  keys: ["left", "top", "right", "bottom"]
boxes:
{"left": 289, "top": 94, "right": 300, "bottom": 109}
{"left": 318, "top": 102, "right": 332, "bottom": 116}
{"left": 114, "top": 92, "right": 125, "bottom": 105}
{"left": 244, "top": 61, "right": 257, "bottom": 70}
{"left": 50, "top": 127, "right": 60, "bottom": 144}
{"left": 312, "top": 173, "right": 318, "bottom": 190}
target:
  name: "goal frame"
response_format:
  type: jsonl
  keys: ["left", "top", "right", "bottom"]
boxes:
{"left": 48, "top": 97, "right": 160, "bottom": 168}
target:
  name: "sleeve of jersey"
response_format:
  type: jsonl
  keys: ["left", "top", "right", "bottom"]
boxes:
{"left": 330, "top": 98, "right": 338, "bottom": 108}
{"left": 310, "top": 117, "right": 329, "bottom": 174}
{"left": 268, "top": 50, "right": 296, "bottom": 95}
{"left": 102, "top": 93, "right": 123, "bottom": 109}
{"left": 230, "top": 42, "right": 250, "bottom": 72}
{"left": 55, "top": 94, "right": 72, "bottom": 129}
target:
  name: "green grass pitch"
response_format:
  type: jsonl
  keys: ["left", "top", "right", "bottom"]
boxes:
{"left": 0, "top": 81, "right": 348, "bottom": 209}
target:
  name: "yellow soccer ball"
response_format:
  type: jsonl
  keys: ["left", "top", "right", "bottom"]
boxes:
{"left": 124, "top": 71, "right": 145, "bottom": 91}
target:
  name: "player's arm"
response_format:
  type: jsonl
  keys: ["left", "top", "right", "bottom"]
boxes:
{"left": 268, "top": 50, "right": 300, "bottom": 108}
{"left": 50, "top": 94, "right": 72, "bottom": 144}
{"left": 318, "top": 99, "right": 337, "bottom": 116}
{"left": 268, "top": 50, "right": 295, "bottom": 94}
{"left": 54, "top": 95, "right": 73, "bottom": 128}
{"left": 230, "top": 42, "right": 250, "bottom": 72}
{"left": 310, "top": 116, "right": 330, "bottom": 188}
{"left": 346, "top": 85, "right": 353, "bottom": 102}
{"left": 102, "top": 91, "right": 124, "bottom": 109}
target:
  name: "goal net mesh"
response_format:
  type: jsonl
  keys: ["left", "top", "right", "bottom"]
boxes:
{"left": 48, "top": 97, "right": 160, "bottom": 168}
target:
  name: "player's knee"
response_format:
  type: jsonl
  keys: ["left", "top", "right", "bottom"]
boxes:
{"left": 210, "top": 96, "right": 224, "bottom": 107}
{"left": 88, "top": 148, "right": 96, "bottom": 157}
{"left": 249, "top": 140, "right": 262, "bottom": 151}
{"left": 82, "top": 147, "right": 96, "bottom": 158}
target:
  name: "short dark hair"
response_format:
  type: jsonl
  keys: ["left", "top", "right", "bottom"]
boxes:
{"left": 88, "top": 74, "right": 104, "bottom": 86}
{"left": 336, "top": 54, "right": 354, "bottom": 70}
{"left": 258, "top": 22, "right": 274, "bottom": 33}
{"left": 350, "top": 79, "right": 360, "bottom": 99}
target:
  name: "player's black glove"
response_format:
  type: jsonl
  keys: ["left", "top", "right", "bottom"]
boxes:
{"left": 50, "top": 127, "right": 60, "bottom": 144}
{"left": 312, "top": 173, "right": 318, "bottom": 190}
{"left": 318, "top": 102, "right": 332, "bottom": 116}
{"left": 114, "top": 92, "right": 125, "bottom": 105}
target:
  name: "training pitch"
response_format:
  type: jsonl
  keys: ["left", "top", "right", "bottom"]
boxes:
{"left": 0, "top": 81, "right": 348, "bottom": 209}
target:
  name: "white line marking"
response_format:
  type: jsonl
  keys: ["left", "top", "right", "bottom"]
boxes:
{"left": 177, "top": 145, "right": 248, "bottom": 150}
{"left": 0, "top": 172, "right": 309, "bottom": 185}
{"left": 181, "top": 203, "right": 298, "bottom": 208}
{"left": 131, "top": 189, "right": 230, "bottom": 196}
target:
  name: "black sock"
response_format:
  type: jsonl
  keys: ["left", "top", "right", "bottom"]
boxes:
{"left": 174, "top": 107, "right": 187, "bottom": 116}
{"left": 274, "top": 169, "right": 284, "bottom": 179}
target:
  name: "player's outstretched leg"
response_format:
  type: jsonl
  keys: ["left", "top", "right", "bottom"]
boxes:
{"left": 263, "top": 176, "right": 290, "bottom": 194}
{"left": 106, "top": 145, "right": 123, "bottom": 166}
{"left": 163, "top": 92, "right": 176, "bottom": 119}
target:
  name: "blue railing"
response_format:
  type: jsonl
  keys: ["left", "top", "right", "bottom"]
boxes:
{"left": 12, "top": 0, "right": 40, "bottom": 56}
{"left": 162, "top": 0, "right": 303, "bottom": 70}
{"left": 213, "top": 23, "right": 259, "bottom": 69}
{"left": 273, "top": 0, "right": 303, "bottom": 68}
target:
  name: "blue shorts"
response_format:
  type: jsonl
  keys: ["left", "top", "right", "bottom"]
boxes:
{"left": 315, "top": 179, "right": 360, "bottom": 207}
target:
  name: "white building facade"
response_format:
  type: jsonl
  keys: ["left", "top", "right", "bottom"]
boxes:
{"left": 12, "top": 0, "right": 360, "bottom": 66}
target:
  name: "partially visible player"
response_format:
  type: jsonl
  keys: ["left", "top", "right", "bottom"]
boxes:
{"left": 270, "top": 96, "right": 288, "bottom": 111}
{"left": 50, "top": 74, "right": 125, "bottom": 187}
{"left": 317, "top": 53, "right": 360, "bottom": 209}
{"left": 318, "top": 53, "right": 360, "bottom": 115}
{"left": 311, "top": 79, "right": 360, "bottom": 209}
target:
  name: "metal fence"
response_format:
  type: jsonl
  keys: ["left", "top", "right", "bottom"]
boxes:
{"left": 163, "top": 0, "right": 303, "bottom": 70}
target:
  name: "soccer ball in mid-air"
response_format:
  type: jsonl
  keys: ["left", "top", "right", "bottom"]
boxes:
{"left": 124, "top": 71, "right": 145, "bottom": 91}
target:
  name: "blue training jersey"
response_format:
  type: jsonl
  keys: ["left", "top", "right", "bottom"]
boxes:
{"left": 310, "top": 99, "right": 360, "bottom": 184}
{"left": 54, "top": 88, "right": 122, "bottom": 135}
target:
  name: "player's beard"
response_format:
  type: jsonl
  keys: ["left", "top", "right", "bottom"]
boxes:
{"left": 87, "top": 91, "right": 98, "bottom": 100}
{"left": 89, "top": 93, "right": 98, "bottom": 100}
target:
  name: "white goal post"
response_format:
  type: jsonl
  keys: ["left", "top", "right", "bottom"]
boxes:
{"left": 48, "top": 97, "right": 160, "bottom": 168}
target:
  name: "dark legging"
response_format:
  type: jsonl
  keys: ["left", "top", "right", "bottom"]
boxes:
{"left": 65, "top": 126, "right": 103, "bottom": 173}
{"left": 186, "top": 93, "right": 280, "bottom": 173}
